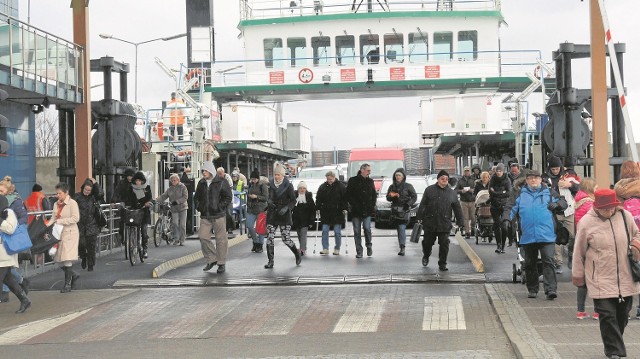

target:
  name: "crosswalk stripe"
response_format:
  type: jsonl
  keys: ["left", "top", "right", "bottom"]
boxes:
{"left": 156, "top": 300, "right": 242, "bottom": 338}
{"left": 422, "top": 296, "right": 466, "bottom": 331}
{"left": 333, "top": 298, "right": 386, "bottom": 333}
{"left": 246, "top": 299, "right": 312, "bottom": 336}
{"left": 0, "top": 308, "right": 92, "bottom": 345}
{"left": 72, "top": 301, "right": 170, "bottom": 342}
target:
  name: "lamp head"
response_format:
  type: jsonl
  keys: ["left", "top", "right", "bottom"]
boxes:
{"left": 99, "top": 33, "right": 112, "bottom": 39}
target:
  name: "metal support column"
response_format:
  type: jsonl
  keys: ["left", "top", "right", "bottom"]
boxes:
{"left": 72, "top": 0, "right": 92, "bottom": 186}
{"left": 610, "top": 44, "right": 625, "bottom": 182}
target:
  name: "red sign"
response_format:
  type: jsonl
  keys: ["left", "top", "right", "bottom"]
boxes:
{"left": 390, "top": 67, "right": 405, "bottom": 80}
{"left": 269, "top": 71, "right": 285, "bottom": 84}
{"left": 424, "top": 65, "right": 441, "bottom": 79}
{"left": 298, "top": 68, "right": 314, "bottom": 83}
{"left": 340, "top": 68, "right": 356, "bottom": 82}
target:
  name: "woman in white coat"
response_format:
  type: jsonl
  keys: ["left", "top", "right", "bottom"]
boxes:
{"left": 0, "top": 195, "right": 31, "bottom": 313}
{"left": 49, "top": 182, "right": 81, "bottom": 293}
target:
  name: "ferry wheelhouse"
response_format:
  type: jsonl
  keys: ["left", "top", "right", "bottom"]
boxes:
{"left": 205, "top": 0, "right": 543, "bottom": 103}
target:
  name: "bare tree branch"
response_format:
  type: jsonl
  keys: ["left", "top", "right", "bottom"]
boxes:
{"left": 35, "top": 108, "right": 59, "bottom": 157}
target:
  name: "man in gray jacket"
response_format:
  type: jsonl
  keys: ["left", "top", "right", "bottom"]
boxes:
{"left": 194, "top": 161, "right": 233, "bottom": 274}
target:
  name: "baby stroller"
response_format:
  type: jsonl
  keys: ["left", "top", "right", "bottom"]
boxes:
{"left": 511, "top": 220, "right": 543, "bottom": 284}
{"left": 474, "top": 190, "right": 494, "bottom": 245}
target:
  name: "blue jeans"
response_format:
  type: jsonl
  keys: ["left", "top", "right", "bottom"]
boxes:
{"left": 2, "top": 268, "right": 23, "bottom": 293}
{"left": 396, "top": 223, "right": 407, "bottom": 247}
{"left": 322, "top": 224, "right": 342, "bottom": 250}
{"left": 352, "top": 216, "right": 372, "bottom": 254}
{"left": 246, "top": 212, "right": 264, "bottom": 244}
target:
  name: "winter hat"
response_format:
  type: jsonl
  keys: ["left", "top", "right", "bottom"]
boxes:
{"left": 274, "top": 163, "right": 286, "bottom": 176}
{"left": 496, "top": 163, "right": 505, "bottom": 172}
{"left": 124, "top": 168, "right": 136, "bottom": 177}
{"left": 231, "top": 171, "right": 239, "bottom": 178}
{"left": 526, "top": 170, "right": 542, "bottom": 178}
{"left": 593, "top": 188, "right": 622, "bottom": 209}
{"left": 201, "top": 161, "right": 216, "bottom": 175}
{"left": 0, "top": 195, "right": 7, "bottom": 212}
{"left": 548, "top": 156, "right": 563, "bottom": 169}
{"left": 297, "top": 181, "right": 308, "bottom": 189}
{"left": 437, "top": 169, "right": 449, "bottom": 180}
{"left": 132, "top": 171, "right": 147, "bottom": 184}
{"left": 32, "top": 183, "right": 43, "bottom": 192}
{"left": 463, "top": 166, "right": 471, "bottom": 171}
{"left": 250, "top": 169, "right": 260, "bottom": 180}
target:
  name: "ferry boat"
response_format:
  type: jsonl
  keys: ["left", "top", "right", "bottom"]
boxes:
{"left": 203, "top": 0, "right": 545, "bottom": 104}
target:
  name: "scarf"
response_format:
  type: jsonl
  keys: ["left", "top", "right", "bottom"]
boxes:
{"left": 56, "top": 200, "right": 66, "bottom": 219}
{"left": 132, "top": 184, "right": 146, "bottom": 200}
{"left": 274, "top": 178, "right": 283, "bottom": 188}
{"left": 296, "top": 193, "right": 307, "bottom": 204}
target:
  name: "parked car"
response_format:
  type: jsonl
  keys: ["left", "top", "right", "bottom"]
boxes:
{"left": 290, "top": 164, "right": 346, "bottom": 201}
{"left": 374, "top": 176, "right": 429, "bottom": 228}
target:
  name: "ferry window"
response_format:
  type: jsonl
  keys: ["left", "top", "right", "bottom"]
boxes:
{"left": 408, "top": 32, "right": 428, "bottom": 63}
{"left": 383, "top": 33, "right": 404, "bottom": 63}
{"left": 264, "top": 38, "right": 284, "bottom": 68}
{"left": 433, "top": 32, "right": 453, "bottom": 62}
{"left": 287, "top": 37, "right": 307, "bottom": 67}
{"left": 335, "top": 35, "right": 355, "bottom": 66}
{"left": 311, "top": 36, "right": 331, "bottom": 66}
{"left": 359, "top": 34, "right": 380, "bottom": 65}
{"left": 458, "top": 31, "right": 478, "bottom": 61}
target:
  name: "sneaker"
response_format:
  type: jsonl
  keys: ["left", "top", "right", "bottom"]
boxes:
{"left": 142, "top": 249, "right": 148, "bottom": 259}
{"left": 592, "top": 312, "right": 599, "bottom": 320}
{"left": 333, "top": 249, "right": 340, "bottom": 255}
{"left": 555, "top": 267, "right": 563, "bottom": 274}
{"left": 576, "top": 311, "right": 590, "bottom": 320}
{"left": 546, "top": 291, "right": 557, "bottom": 300}
{"left": 355, "top": 252, "right": 363, "bottom": 259}
{"left": 527, "top": 292, "right": 537, "bottom": 298}
{"left": 216, "top": 264, "right": 226, "bottom": 274}
{"left": 319, "top": 249, "right": 329, "bottom": 255}
{"left": 203, "top": 262, "right": 217, "bottom": 271}
{"left": 367, "top": 246, "right": 373, "bottom": 257}
{"left": 422, "top": 256, "right": 429, "bottom": 267}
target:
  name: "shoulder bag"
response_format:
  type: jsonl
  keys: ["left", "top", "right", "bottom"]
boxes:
{"left": 549, "top": 193, "right": 570, "bottom": 245}
{"left": 410, "top": 222, "right": 422, "bottom": 243}
{"left": 622, "top": 211, "right": 640, "bottom": 282}
{"left": 256, "top": 212, "right": 267, "bottom": 235}
{"left": 94, "top": 201, "right": 107, "bottom": 228}
{"left": 1, "top": 224, "right": 33, "bottom": 255}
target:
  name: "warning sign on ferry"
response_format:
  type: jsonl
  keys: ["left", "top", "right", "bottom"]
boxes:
{"left": 390, "top": 67, "right": 405, "bottom": 80}
{"left": 340, "top": 68, "right": 356, "bottom": 82}
{"left": 298, "top": 68, "right": 314, "bottom": 83}
{"left": 424, "top": 65, "right": 441, "bottom": 79}
{"left": 269, "top": 71, "right": 285, "bottom": 84}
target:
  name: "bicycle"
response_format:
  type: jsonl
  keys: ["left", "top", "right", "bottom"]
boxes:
{"left": 152, "top": 201, "right": 175, "bottom": 247}
{"left": 120, "top": 206, "right": 146, "bottom": 266}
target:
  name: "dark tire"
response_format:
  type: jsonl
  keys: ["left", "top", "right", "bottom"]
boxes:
{"left": 124, "top": 227, "right": 129, "bottom": 260}
{"left": 153, "top": 219, "right": 162, "bottom": 247}
{"left": 512, "top": 263, "right": 518, "bottom": 283}
{"left": 128, "top": 227, "right": 137, "bottom": 266}
{"left": 166, "top": 222, "right": 176, "bottom": 245}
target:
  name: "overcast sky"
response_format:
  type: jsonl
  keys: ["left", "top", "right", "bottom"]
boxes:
{"left": 22, "top": 0, "right": 640, "bottom": 150}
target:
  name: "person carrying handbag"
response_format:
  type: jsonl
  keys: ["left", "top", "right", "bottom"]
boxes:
{"left": 246, "top": 170, "right": 269, "bottom": 253}
{"left": 387, "top": 168, "right": 417, "bottom": 257}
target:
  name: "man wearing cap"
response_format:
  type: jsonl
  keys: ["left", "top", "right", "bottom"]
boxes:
{"left": 345, "top": 163, "right": 377, "bottom": 258}
{"left": 510, "top": 169, "right": 567, "bottom": 300}
{"left": 505, "top": 161, "right": 528, "bottom": 246}
{"left": 456, "top": 166, "right": 476, "bottom": 239}
{"left": 416, "top": 170, "right": 464, "bottom": 271}
{"left": 572, "top": 188, "right": 640, "bottom": 359}
{"left": 194, "top": 161, "right": 233, "bottom": 274}
{"left": 316, "top": 170, "right": 347, "bottom": 255}
{"left": 544, "top": 156, "right": 580, "bottom": 273}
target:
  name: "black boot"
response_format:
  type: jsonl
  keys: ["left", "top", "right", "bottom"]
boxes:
{"left": 20, "top": 277, "right": 30, "bottom": 295}
{"left": 398, "top": 245, "right": 405, "bottom": 256}
{"left": 70, "top": 269, "right": 80, "bottom": 290}
{"left": 288, "top": 244, "right": 302, "bottom": 266}
{"left": 15, "top": 290, "right": 30, "bottom": 314}
{"left": 251, "top": 243, "right": 257, "bottom": 253}
{"left": 264, "top": 245, "right": 274, "bottom": 269}
{"left": 60, "top": 267, "right": 72, "bottom": 293}
{"left": 255, "top": 244, "right": 263, "bottom": 253}
{"left": 0, "top": 291, "right": 9, "bottom": 303}
{"left": 81, "top": 257, "right": 87, "bottom": 269}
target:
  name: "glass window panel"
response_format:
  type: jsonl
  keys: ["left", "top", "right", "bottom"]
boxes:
{"left": 287, "top": 37, "right": 306, "bottom": 67}
{"left": 335, "top": 35, "right": 355, "bottom": 66}
{"left": 263, "top": 38, "right": 284, "bottom": 68}
{"left": 359, "top": 34, "right": 379, "bottom": 65}
{"left": 458, "top": 31, "right": 478, "bottom": 61}
{"left": 384, "top": 33, "right": 404, "bottom": 63}
{"left": 433, "top": 32, "right": 453, "bottom": 62}
{"left": 408, "top": 32, "right": 428, "bottom": 63}
{"left": 311, "top": 36, "right": 331, "bottom": 66}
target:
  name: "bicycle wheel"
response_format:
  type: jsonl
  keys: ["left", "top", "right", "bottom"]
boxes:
{"left": 153, "top": 218, "right": 163, "bottom": 247}
{"left": 129, "top": 226, "right": 137, "bottom": 266}
{"left": 165, "top": 219, "right": 176, "bottom": 245}
{"left": 138, "top": 227, "right": 145, "bottom": 263}
{"left": 123, "top": 226, "right": 129, "bottom": 260}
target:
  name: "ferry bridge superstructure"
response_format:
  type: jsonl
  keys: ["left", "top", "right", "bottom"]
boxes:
{"left": 195, "top": 0, "right": 554, "bottom": 167}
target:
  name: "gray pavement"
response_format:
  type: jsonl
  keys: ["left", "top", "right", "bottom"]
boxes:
{"left": 2, "top": 226, "right": 639, "bottom": 358}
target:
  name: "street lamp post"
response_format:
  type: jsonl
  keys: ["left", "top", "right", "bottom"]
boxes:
{"left": 99, "top": 33, "right": 187, "bottom": 103}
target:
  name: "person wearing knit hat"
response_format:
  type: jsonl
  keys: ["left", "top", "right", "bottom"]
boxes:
{"left": 195, "top": 161, "right": 233, "bottom": 274}
{"left": 544, "top": 155, "right": 580, "bottom": 274}
{"left": 416, "top": 168, "right": 464, "bottom": 271}
{"left": 488, "top": 162, "right": 512, "bottom": 254}
{"left": 437, "top": 169, "right": 449, "bottom": 180}
{"left": 264, "top": 162, "right": 300, "bottom": 268}
{"left": 25, "top": 183, "right": 52, "bottom": 225}
{"left": 457, "top": 166, "right": 477, "bottom": 239}
{"left": 246, "top": 169, "right": 269, "bottom": 254}
{"left": 387, "top": 168, "right": 417, "bottom": 257}
{"left": 292, "top": 180, "right": 315, "bottom": 257}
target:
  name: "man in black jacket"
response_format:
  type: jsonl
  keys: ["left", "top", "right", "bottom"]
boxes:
{"left": 416, "top": 170, "right": 464, "bottom": 271}
{"left": 194, "top": 161, "right": 233, "bottom": 274}
{"left": 345, "top": 163, "right": 377, "bottom": 258}
{"left": 456, "top": 166, "right": 476, "bottom": 239}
